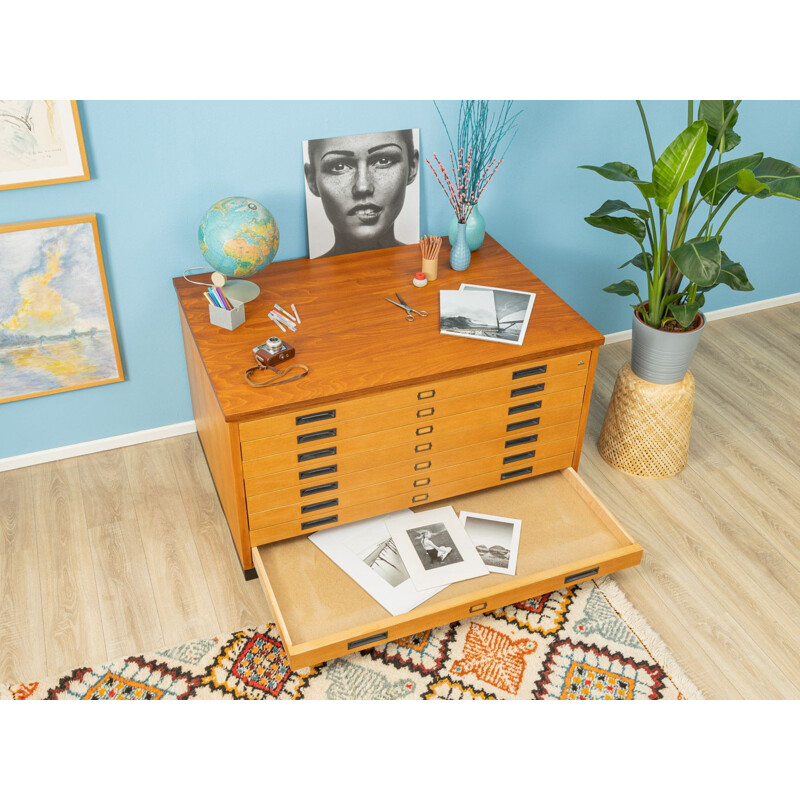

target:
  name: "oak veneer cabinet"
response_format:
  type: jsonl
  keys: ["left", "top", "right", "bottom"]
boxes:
{"left": 174, "top": 236, "right": 642, "bottom": 668}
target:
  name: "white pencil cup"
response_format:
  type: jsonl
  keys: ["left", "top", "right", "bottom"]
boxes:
{"left": 209, "top": 299, "right": 245, "bottom": 330}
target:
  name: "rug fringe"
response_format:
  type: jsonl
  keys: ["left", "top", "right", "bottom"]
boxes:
{"left": 593, "top": 576, "right": 704, "bottom": 700}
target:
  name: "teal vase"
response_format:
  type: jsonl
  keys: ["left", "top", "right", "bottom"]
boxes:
{"left": 450, "top": 222, "right": 471, "bottom": 271}
{"left": 448, "top": 204, "right": 486, "bottom": 251}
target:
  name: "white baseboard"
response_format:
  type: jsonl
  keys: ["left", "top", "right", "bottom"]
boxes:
{"left": 3, "top": 292, "right": 798, "bottom": 473}
{"left": 600, "top": 291, "right": 800, "bottom": 345}
{"left": 0, "top": 421, "right": 197, "bottom": 473}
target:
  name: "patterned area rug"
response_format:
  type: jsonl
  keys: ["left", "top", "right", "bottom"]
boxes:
{"left": 1, "top": 577, "right": 702, "bottom": 700}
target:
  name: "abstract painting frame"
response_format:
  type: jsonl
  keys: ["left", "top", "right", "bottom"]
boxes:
{"left": 0, "top": 214, "right": 123, "bottom": 404}
{"left": 0, "top": 100, "right": 90, "bottom": 191}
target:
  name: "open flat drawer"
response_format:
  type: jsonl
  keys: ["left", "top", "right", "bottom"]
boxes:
{"left": 252, "top": 468, "right": 642, "bottom": 670}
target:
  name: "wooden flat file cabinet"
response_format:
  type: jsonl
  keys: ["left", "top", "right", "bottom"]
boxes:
{"left": 174, "top": 236, "right": 642, "bottom": 668}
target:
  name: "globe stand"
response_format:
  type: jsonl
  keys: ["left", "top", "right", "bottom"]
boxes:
{"left": 221, "top": 279, "right": 260, "bottom": 303}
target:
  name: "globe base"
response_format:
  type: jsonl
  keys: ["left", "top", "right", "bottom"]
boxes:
{"left": 222, "top": 279, "right": 260, "bottom": 303}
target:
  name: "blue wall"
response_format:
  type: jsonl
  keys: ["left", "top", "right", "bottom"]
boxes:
{"left": 2, "top": 100, "right": 799, "bottom": 459}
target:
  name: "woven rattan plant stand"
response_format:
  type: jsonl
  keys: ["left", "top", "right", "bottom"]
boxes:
{"left": 598, "top": 362, "right": 695, "bottom": 478}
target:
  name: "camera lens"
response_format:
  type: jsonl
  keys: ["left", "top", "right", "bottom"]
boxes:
{"left": 265, "top": 336, "right": 282, "bottom": 353}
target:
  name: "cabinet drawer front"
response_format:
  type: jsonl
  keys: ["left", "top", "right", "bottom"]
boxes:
{"left": 244, "top": 417, "right": 582, "bottom": 495}
{"left": 246, "top": 436, "right": 577, "bottom": 514}
{"left": 249, "top": 452, "right": 574, "bottom": 545}
{"left": 238, "top": 351, "right": 591, "bottom": 444}
{"left": 240, "top": 383, "right": 585, "bottom": 463}
{"left": 242, "top": 400, "right": 582, "bottom": 478}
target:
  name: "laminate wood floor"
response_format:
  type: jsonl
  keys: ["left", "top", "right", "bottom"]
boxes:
{"left": 1, "top": 303, "right": 798, "bottom": 697}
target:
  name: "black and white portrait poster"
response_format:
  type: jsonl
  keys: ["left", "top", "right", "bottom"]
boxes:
{"left": 303, "top": 128, "right": 420, "bottom": 259}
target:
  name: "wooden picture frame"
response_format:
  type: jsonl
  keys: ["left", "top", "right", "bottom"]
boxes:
{"left": 0, "top": 100, "right": 90, "bottom": 191}
{"left": 0, "top": 214, "right": 124, "bottom": 404}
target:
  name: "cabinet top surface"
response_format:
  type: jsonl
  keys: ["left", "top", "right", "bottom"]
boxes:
{"left": 173, "top": 236, "right": 603, "bottom": 422}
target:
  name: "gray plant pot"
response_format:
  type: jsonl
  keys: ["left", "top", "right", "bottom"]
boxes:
{"left": 630, "top": 310, "right": 705, "bottom": 384}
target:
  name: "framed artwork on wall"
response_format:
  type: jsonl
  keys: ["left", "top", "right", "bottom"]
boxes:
{"left": 302, "top": 128, "right": 420, "bottom": 259}
{"left": 0, "top": 100, "right": 90, "bottom": 191}
{"left": 0, "top": 214, "right": 124, "bottom": 404}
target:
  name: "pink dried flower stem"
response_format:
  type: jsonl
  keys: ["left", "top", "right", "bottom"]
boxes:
{"left": 429, "top": 146, "right": 496, "bottom": 224}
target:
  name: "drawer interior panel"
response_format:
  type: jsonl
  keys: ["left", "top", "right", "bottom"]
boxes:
{"left": 240, "top": 385, "right": 585, "bottom": 463}
{"left": 246, "top": 435, "right": 578, "bottom": 513}
{"left": 244, "top": 417, "right": 581, "bottom": 495}
{"left": 249, "top": 452, "right": 574, "bottom": 546}
{"left": 238, "top": 351, "right": 591, "bottom": 444}
{"left": 252, "top": 468, "right": 641, "bottom": 669}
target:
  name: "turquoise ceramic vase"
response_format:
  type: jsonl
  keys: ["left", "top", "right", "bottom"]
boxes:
{"left": 450, "top": 222, "right": 471, "bottom": 271}
{"left": 448, "top": 204, "right": 486, "bottom": 251}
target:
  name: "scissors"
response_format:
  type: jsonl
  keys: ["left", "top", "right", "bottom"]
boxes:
{"left": 384, "top": 292, "right": 428, "bottom": 322}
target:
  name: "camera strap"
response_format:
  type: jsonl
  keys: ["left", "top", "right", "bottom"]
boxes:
{"left": 245, "top": 362, "right": 310, "bottom": 388}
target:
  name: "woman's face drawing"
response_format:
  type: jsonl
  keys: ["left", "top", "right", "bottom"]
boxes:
{"left": 305, "top": 131, "right": 418, "bottom": 252}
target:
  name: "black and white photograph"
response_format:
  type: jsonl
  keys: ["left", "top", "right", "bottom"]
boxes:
{"left": 459, "top": 511, "right": 521, "bottom": 575}
{"left": 302, "top": 128, "right": 420, "bottom": 259}
{"left": 459, "top": 284, "right": 536, "bottom": 345}
{"left": 407, "top": 523, "right": 463, "bottom": 570}
{"left": 388, "top": 507, "right": 489, "bottom": 591}
{"left": 439, "top": 289, "right": 499, "bottom": 339}
{"left": 308, "top": 511, "right": 444, "bottom": 616}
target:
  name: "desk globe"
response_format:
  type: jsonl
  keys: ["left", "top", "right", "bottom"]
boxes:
{"left": 198, "top": 196, "right": 280, "bottom": 303}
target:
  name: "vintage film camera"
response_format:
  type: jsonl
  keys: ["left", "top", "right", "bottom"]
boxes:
{"left": 253, "top": 336, "right": 295, "bottom": 367}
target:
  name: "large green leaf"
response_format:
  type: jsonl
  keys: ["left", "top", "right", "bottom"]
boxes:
{"left": 618, "top": 252, "right": 653, "bottom": 271}
{"left": 584, "top": 214, "right": 646, "bottom": 243}
{"left": 603, "top": 280, "right": 640, "bottom": 297}
{"left": 579, "top": 162, "right": 655, "bottom": 201}
{"left": 579, "top": 162, "right": 643, "bottom": 182}
{"left": 669, "top": 302, "right": 703, "bottom": 329}
{"left": 653, "top": 120, "right": 709, "bottom": 213}
{"left": 700, "top": 153, "right": 763, "bottom": 204}
{"left": 670, "top": 238, "right": 722, "bottom": 287}
{"left": 737, "top": 169, "right": 770, "bottom": 197}
{"left": 699, "top": 101, "right": 741, "bottom": 152}
{"left": 753, "top": 157, "right": 800, "bottom": 200}
{"left": 636, "top": 182, "right": 656, "bottom": 199}
{"left": 716, "top": 252, "right": 754, "bottom": 291}
{"left": 589, "top": 199, "right": 651, "bottom": 221}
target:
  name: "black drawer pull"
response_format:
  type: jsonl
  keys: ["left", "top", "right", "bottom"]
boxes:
{"left": 507, "top": 417, "right": 540, "bottom": 432}
{"left": 297, "top": 446, "right": 337, "bottom": 463}
{"left": 413, "top": 477, "right": 431, "bottom": 487}
{"left": 506, "top": 434, "right": 538, "bottom": 448}
{"left": 415, "top": 442, "right": 432, "bottom": 452}
{"left": 296, "top": 409, "right": 336, "bottom": 426}
{"left": 469, "top": 602, "right": 488, "bottom": 613}
{"left": 414, "top": 460, "right": 431, "bottom": 471}
{"left": 299, "top": 481, "right": 339, "bottom": 497}
{"left": 417, "top": 389, "right": 436, "bottom": 400}
{"left": 296, "top": 428, "right": 337, "bottom": 445}
{"left": 508, "top": 400, "right": 542, "bottom": 415}
{"left": 501, "top": 466, "right": 533, "bottom": 480}
{"left": 301, "top": 514, "right": 339, "bottom": 531}
{"left": 411, "top": 493, "right": 429, "bottom": 503}
{"left": 513, "top": 364, "right": 547, "bottom": 379}
{"left": 510, "top": 382, "right": 545, "bottom": 398}
{"left": 416, "top": 425, "right": 433, "bottom": 436}
{"left": 298, "top": 464, "right": 338, "bottom": 480}
{"left": 348, "top": 632, "right": 388, "bottom": 650}
{"left": 417, "top": 407, "right": 435, "bottom": 418}
{"left": 503, "top": 449, "right": 536, "bottom": 465}
{"left": 301, "top": 497, "right": 339, "bottom": 514}
{"left": 564, "top": 566, "right": 599, "bottom": 584}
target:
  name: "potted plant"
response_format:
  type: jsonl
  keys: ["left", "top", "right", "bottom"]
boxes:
{"left": 580, "top": 100, "right": 800, "bottom": 383}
